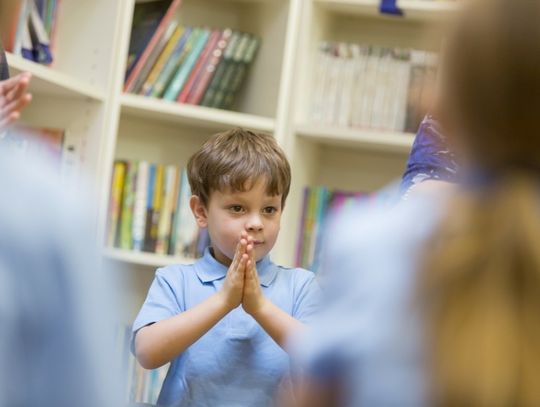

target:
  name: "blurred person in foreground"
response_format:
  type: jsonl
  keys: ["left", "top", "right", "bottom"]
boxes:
{"left": 0, "top": 140, "right": 122, "bottom": 405}
{"left": 288, "top": 0, "right": 540, "bottom": 405}
{"left": 0, "top": 26, "right": 32, "bottom": 129}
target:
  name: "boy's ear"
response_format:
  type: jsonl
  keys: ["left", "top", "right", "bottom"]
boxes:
{"left": 190, "top": 195, "right": 208, "bottom": 228}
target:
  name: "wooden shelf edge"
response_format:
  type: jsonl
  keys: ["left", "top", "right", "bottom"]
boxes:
{"left": 6, "top": 52, "right": 106, "bottom": 101}
{"left": 103, "top": 247, "right": 196, "bottom": 268}
{"left": 121, "top": 93, "right": 275, "bottom": 132}
{"left": 296, "top": 123, "right": 415, "bottom": 153}
{"left": 316, "top": 0, "right": 459, "bottom": 20}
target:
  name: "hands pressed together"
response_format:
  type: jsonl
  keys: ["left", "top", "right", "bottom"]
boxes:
{"left": 219, "top": 231, "right": 268, "bottom": 316}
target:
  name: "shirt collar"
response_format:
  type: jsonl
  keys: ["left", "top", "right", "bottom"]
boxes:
{"left": 195, "top": 247, "right": 277, "bottom": 287}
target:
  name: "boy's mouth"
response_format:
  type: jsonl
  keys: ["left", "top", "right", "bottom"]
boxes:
{"left": 253, "top": 240, "right": 265, "bottom": 246}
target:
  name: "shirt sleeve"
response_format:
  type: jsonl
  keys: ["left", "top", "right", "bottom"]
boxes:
{"left": 292, "top": 271, "right": 322, "bottom": 325}
{"left": 132, "top": 267, "right": 184, "bottom": 342}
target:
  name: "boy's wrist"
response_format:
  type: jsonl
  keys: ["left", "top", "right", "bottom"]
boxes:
{"left": 247, "top": 297, "right": 271, "bottom": 320}
{"left": 214, "top": 291, "right": 237, "bottom": 313}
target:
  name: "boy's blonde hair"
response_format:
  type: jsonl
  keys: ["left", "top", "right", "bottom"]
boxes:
{"left": 187, "top": 128, "right": 291, "bottom": 207}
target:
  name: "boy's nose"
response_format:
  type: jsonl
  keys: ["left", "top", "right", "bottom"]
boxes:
{"left": 246, "top": 217, "right": 264, "bottom": 232}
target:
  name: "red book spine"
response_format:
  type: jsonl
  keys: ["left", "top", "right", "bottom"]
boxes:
{"left": 124, "top": 0, "right": 182, "bottom": 93}
{"left": 186, "top": 30, "right": 232, "bottom": 105}
{"left": 176, "top": 30, "right": 221, "bottom": 103}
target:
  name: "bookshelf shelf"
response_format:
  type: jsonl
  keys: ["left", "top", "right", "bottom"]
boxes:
{"left": 120, "top": 94, "right": 275, "bottom": 133}
{"left": 315, "top": 0, "right": 459, "bottom": 21}
{"left": 103, "top": 247, "right": 196, "bottom": 268}
{"left": 6, "top": 52, "right": 106, "bottom": 101}
{"left": 295, "top": 124, "right": 415, "bottom": 153}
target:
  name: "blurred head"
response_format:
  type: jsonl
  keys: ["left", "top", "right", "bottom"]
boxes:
{"left": 187, "top": 128, "right": 291, "bottom": 264}
{"left": 422, "top": 1, "right": 540, "bottom": 405}
{"left": 439, "top": 0, "right": 540, "bottom": 174}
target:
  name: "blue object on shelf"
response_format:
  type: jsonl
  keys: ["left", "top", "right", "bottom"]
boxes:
{"left": 380, "top": 0, "right": 404, "bottom": 16}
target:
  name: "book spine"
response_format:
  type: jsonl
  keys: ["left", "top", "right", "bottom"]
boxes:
{"left": 132, "top": 161, "right": 149, "bottom": 251}
{"left": 143, "top": 164, "right": 156, "bottom": 252}
{"left": 120, "top": 161, "right": 137, "bottom": 250}
{"left": 140, "top": 25, "right": 184, "bottom": 96}
{"left": 124, "top": 0, "right": 182, "bottom": 92}
{"left": 148, "top": 164, "right": 164, "bottom": 253}
{"left": 186, "top": 29, "right": 233, "bottom": 105}
{"left": 149, "top": 27, "right": 194, "bottom": 98}
{"left": 162, "top": 28, "right": 211, "bottom": 101}
{"left": 176, "top": 29, "right": 221, "bottom": 103}
{"left": 155, "top": 165, "right": 177, "bottom": 255}
{"left": 107, "top": 161, "right": 127, "bottom": 247}
{"left": 200, "top": 31, "right": 241, "bottom": 107}
{"left": 131, "top": 20, "right": 178, "bottom": 94}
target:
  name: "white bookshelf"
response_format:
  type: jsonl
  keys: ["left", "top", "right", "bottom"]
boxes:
{"left": 5, "top": 52, "right": 106, "bottom": 101}
{"left": 5, "top": 0, "right": 454, "bottom": 321}
{"left": 103, "top": 248, "right": 195, "bottom": 268}
{"left": 121, "top": 93, "right": 275, "bottom": 132}
{"left": 296, "top": 124, "right": 414, "bottom": 153}
{"left": 316, "top": 0, "right": 458, "bottom": 20}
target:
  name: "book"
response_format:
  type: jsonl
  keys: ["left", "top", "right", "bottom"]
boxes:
{"left": 132, "top": 161, "right": 149, "bottom": 252}
{"left": 0, "top": 0, "right": 23, "bottom": 51}
{"left": 200, "top": 31, "right": 241, "bottom": 107}
{"left": 210, "top": 32, "right": 251, "bottom": 109}
{"left": 162, "top": 28, "right": 211, "bottom": 101}
{"left": 120, "top": 162, "right": 138, "bottom": 250}
{"left": 28, "top": 0, "right": 52, "bottom": 64}
{"left": 146, "top": 164, "right": 164, "bottom": 253}
{"left": 149, "top": 27, "right": 196, "bottom": 98}
{"left": 186, "top": 29, "right": 233, "bottom": 105}
{"left": 176, "top": 29, "right": 221, "bottom": 103}
{"left": 124, "top": 0, "right": 182, "bottom": 92}
{"left": 125, "top": 0, "right": 171, "bottom": 80}
{"left": 143, "top": 164, "right": 157, "bottom": 252}
{"left": 131, "top": 20, "right": 179, "bottom": 94}
{"left": 107, "top": 161, "right": 127, "bottom": 248}
{"left": 10, "top": 124, "right": 64, "bottom": 163}
{"left": 221, "top": 35, "right": 261, "bottom": 110}
{"left": 173, "top": 170, "right": 199, "bottom": 257}
{"left": 140, "top": 25, "right": 185, "bottom": 96}
{"left": 155, "top": 165, "right": 178, "bottom": 255}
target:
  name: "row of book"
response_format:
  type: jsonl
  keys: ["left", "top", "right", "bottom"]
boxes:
{"left": 107, "top": 160, "right": 209, "bottom": 258}
{"left": 124, "top": 0, "right": 260, "bottom": 110}
{"left": 116, "top": 325, "right": 168, "bottom": 405}
{"left": 296, "top": 186, "right": 372, "bottom": 272}
{"left": 310, "top": 42, "right": 437, "bottom": 133}
{"left": 2, "top": 0, "right": 59, "bottom": 64}
{"left": 7, "top": 124, "right": 80, "bottom": 187}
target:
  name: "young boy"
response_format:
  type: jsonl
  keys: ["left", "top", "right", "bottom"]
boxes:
{"left": 132, "top": 128, "right": 320, "bottom": 406}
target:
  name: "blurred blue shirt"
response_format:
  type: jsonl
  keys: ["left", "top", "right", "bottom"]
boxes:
{"left": 292, "top": 193, "right": 447, "bottom": 406}
{"left": 0, "top": 149, "right": 121, "bottom": 407}
{"left": 133, "top": 247, "right": 321, "bottom": 407}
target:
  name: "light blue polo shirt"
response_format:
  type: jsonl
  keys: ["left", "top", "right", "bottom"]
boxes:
{"left": 132, "top": 248, "right": 320, "bottom": 407}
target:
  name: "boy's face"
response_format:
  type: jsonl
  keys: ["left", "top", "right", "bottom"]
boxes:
{"left": 191, "top": 178, "right": 282, "bottom": 266}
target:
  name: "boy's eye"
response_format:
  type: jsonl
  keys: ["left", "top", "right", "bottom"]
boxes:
{"left": 229, "top": 205, "right": 244, "bottom": 213}
{"left": 262, "top": 206, "right": 278, "bottom": 214}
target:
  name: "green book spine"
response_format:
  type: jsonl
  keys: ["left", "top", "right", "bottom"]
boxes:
{"left": 163, "top": 29, "right": 211, "bottom": 101}
{"left": 222, "top": 36, "right": 261, "bottom": 110}
{"left": 120, "top": 161, "right": 137, "bottom": 250}
{"left": 151, "top": 27, "right": 198, "bottom": 98}
{"left": 211, "top": 33, "right": 251, "bottom": 109}
{"left": 200, "top": 31, "right": 241, "bottom": 107}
